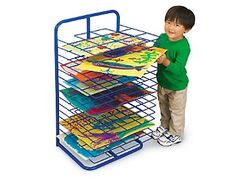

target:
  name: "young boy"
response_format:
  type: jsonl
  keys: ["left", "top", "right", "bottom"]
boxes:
{"left": 152, "top": 6, "right": 195, "bottom": 146}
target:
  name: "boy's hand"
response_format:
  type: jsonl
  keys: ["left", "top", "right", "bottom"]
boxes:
{"left": 156, "top": 54, "right": 166, "bottom": 64}
{"left": 156, "top": 54, "right": 170, "bottom": 67}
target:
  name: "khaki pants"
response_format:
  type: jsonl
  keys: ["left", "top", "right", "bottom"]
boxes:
{"left": 158, "top": 85, "right": 187, "bottom": 136}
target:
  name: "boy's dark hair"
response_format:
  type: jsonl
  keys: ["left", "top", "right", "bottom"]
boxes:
{"left": 165, "top": 6, "right": 195, "bottom": 30}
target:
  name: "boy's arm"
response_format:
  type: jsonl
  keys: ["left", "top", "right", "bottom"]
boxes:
{"left": 164, "top": 47, "right": 190, "bottom": 75}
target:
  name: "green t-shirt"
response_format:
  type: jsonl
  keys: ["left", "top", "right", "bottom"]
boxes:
{"left": 154, "top": 33, "right": 190, "bottom": 91}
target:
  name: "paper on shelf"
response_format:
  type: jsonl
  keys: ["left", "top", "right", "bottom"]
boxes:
{"left": 64, "top": 75, "right": 136, "bottom": 96}
{"left": 58, "top": 131, "right": 142, "bottom": 160}
{"left": 60, "top": 82, "right": 150, "bottom": 116}
{"left": 59, "top": 106, "right": 154, "bottom": 150}
{"left": 76, "top": 47, "right": 167, "bottom": 77}
{"left": 62, "top": 33, "right": 143, "bottom": 57}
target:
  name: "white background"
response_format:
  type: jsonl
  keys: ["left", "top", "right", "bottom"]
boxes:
{"left": 1, "top": 0, "right": 236, "bottom": 176}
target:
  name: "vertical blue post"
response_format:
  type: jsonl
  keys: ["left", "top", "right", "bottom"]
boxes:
{"left": 54, "top": 23, "right": 60, "bottom": 146}
{"left": 87, "top": 17, "right": 91, "bottom": 39}
{"left": 116, "top": 13, "right": 120, "bottom": 32}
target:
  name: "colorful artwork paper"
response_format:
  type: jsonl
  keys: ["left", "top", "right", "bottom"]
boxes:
{"left": 60, "top": 45, "right": 148, "bottom": 82}
{"left": 59, "top": 132, "right": 141, "bottom": 159}
{"left": 60, "top": 82, "right": 150, "bottom": 116}
{"left": 60, "top": 55, "right": 107, "bottom": 82}
{"left": 76, "top": 47, "right": 167, "bottom": 77}
{"left": 62, "top": 33, "right": 143, "bottom": 57}
{"left": 59, "top": 106, "right": 155, "bottom": 149}
{"left": 64, "top": 75, "right": 136, "bottom": 96}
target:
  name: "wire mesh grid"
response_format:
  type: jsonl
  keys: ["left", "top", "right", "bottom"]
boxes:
{"left": 55, "top": 10, "right": 159, "bottom": 170}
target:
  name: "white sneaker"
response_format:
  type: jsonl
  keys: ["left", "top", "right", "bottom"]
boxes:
{"left": 157, "top": 131, "right": 182, "bottom": 147}
{"left": 152, "top": 126, "right": 168, "bottom": 140}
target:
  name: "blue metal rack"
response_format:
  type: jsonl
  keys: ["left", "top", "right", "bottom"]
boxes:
{"left": 54, "top": 10, "right": 158, "bottom": 170}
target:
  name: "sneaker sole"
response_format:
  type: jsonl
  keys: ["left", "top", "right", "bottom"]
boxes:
{"left": 151, "top": 129, "right": 168, "bottom": 140}
{"left": 157, "top": 139, "right": 181, "bottom": 147}
{"left": 151, "top": 134, "right": 161, "bottom": 140}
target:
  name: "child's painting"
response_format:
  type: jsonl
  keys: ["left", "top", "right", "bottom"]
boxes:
{"left": 61, "top": 44, "right": 92, "bottom": 57}
{"left": 60, "top": 45, "right": 147, "bottom": 82}
{"left": 76, "top": 47, "right": 167, "bottom": 77}
{"left": 59, "top": 106, "right": 155, "bottom": 150}
{"left": 64, "top": 75, "right": 136, "bottom": 96}
{"left": 103, "top": 44, "right": 148, "bottom": 58}
{"left": 58, "top": 131, "right": 142, "bottom": 160}
{"left": 62, "top": 33, "right": 143, "bottom": 57}
{"left": 60, "top": 56, "right": 107, "bottom": 82}
{"left": 60, "top": 82, "right": 150, "bottom": 116}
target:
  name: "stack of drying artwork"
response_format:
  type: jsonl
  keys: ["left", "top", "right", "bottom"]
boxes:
{"left": 59, "top": 33, "right": 166, "bottom": 159}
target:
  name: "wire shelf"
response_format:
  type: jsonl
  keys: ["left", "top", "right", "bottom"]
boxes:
{"left": 55, "top": 10, "right": 158, "bottom": 170}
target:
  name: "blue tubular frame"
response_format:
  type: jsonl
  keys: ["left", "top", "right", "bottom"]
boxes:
{"left": 54, "top": 9, "right": 120, "bottom": 40}
{"left": 54, "top": 10, "right": 147, "bottom": 170}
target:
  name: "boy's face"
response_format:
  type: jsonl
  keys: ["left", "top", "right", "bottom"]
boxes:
{"left": 164, "top": 20, "right": 189, "bottom": 41}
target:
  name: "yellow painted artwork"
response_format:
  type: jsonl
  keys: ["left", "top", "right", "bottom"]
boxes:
{"left": 76, "top": 47, "right": 167, "bottom": 77}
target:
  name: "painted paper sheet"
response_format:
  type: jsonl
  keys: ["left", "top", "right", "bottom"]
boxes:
{"left": 62, "top": 33, "right": 143, "bottom": 57}
{"left": 76, "top": 47, "right": 167, "bottom": 77}
{"left": 59, "top": 132, "right": 141, "bottom": 160}
{"left": 60, "top": 82, "right": 150, "bottom": 116}
{"left": 60, "top": 55, "right": 107, "bottom": 82}
{"left": 60, "top": 45, "right": 147, "bottom": 82}
{"left": 64, "top": 75, "right": 136, "bottom": 96}
{"left": 59, "top": 106, "right": 154, "bottom": 149}
{"left": 103, "top": 44, "right": 148, "bottom": 58}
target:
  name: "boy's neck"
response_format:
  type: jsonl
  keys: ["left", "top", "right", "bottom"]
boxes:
{"left": 168, "top": 35, "right": 184, "bottom": 41}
